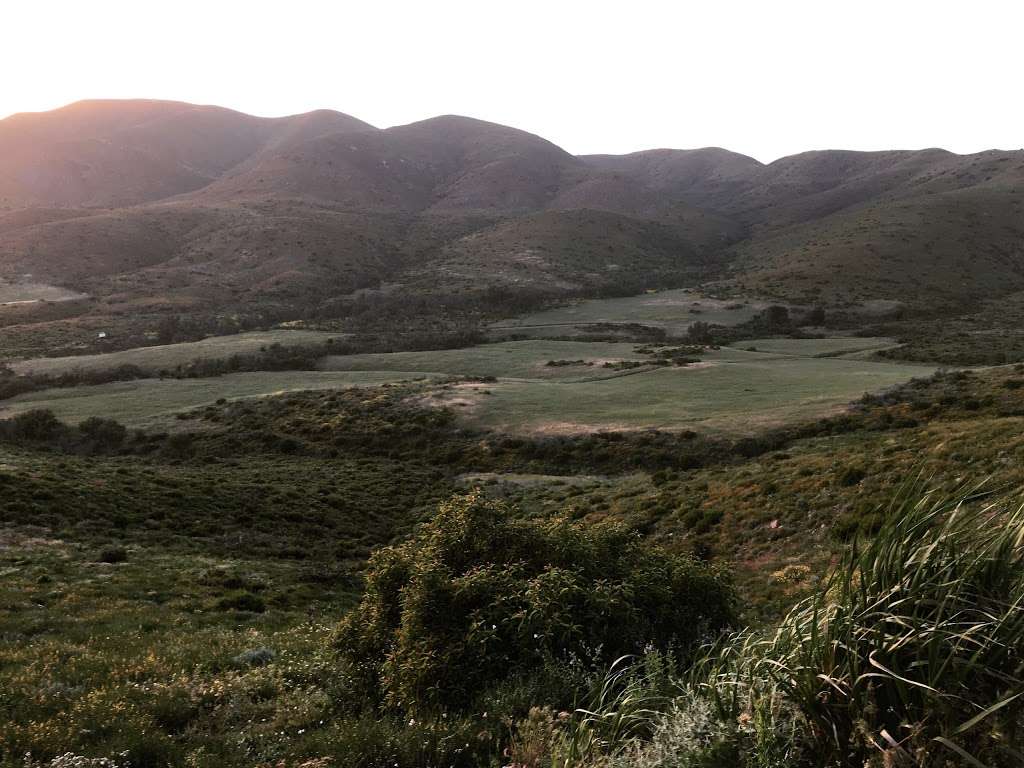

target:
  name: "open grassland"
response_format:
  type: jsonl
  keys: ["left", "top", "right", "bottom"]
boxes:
{"left": 489, "top": 289, "right": 767, "bottom": 336}
{"left": 429, "top": 354, "right": 932, "bottom": 434}
{"left": 0, "top": 279, "right": 86, "bottom": 305}
{"left": 729, "top": 336, "right": 899, "bottom": 357}
{"left": 321, "top": 339, "right": 648, "bottom": 380}
{"left": 9, "top": 329, "right": 342, "bottom": 375}
{"left": 323, "top": 338, "right": 931, "bottom": 434}
{"left": 0, "top": 371, "right": 439, "bottom": 427}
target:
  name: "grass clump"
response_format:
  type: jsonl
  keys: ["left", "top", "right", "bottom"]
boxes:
{"left": 655, "top": 486, "right": 1024, "bottom": 767}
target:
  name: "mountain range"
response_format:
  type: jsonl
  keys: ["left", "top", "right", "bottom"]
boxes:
{"left": 2, "top": 99, "right": 1023, "bottom": 317}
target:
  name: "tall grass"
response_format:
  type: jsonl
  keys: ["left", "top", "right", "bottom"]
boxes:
{"left": 686, "top": 485, "right": 1024, "bottom": 767}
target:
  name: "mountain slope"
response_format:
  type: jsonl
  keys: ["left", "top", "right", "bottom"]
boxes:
{"left": 3, "top": 98, "right": 1024, "bottom": 323}
{"left": 0, "top": 100, "right": 373, "bottom": 208}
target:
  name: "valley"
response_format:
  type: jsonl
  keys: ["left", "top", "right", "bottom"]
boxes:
{"left": 2, "top": 98, "right": 1023, "bottom": 768}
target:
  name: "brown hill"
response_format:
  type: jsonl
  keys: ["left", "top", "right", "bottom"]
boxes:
{"left": 0, "top": 100, "right": 373, "bottom": 208}
{"left": 3, "top": 98, "right": 1024, "bottom": 325}
{"left": 197, "top": 115, "right": 583, "bottom": 213}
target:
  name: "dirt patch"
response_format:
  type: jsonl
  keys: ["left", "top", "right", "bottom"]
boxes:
{"left": 526, "top": 420, "right": 638, "bottom": 436}
{"left": 0, "top": 527, "right": 65, "bottom": 551}
{"left": 412, "top": 381, "right": 491, "bottom": 413}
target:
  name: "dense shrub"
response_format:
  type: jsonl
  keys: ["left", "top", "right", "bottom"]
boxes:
{"left": 2, "top": 408, "right": 63, "bottom": 441}
{"left": 336, "top": 492, "right": 734, "bottom": 711}
{"left": 0, "top": 409, "right": 131, "bottom": 455}
{"left": 79, "top": 417, "right": 128, "bottom": 449}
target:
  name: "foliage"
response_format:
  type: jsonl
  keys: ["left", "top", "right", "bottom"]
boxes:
{"left": 336, "top": 492, "right": 734, "bottom": 711}
{"left": 683, "top": 487, "right": 1024, "bottom": 767}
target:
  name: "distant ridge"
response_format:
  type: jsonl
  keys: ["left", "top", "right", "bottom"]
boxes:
{"left": 1, "top": 98, "right": 1023, "bottom": 313}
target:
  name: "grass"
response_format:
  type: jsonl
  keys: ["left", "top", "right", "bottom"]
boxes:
{"left": 490, "top": 290, "right": 767, "bottom": 336}
{"left": 321, "top": 339, "right": 648, "bottom": 381}
{"left": 0, "top": 371, "right": 440, "bottom": 428}
{"left": 10, "top": 330, "right": 342, "bottom": 376}
{"left": 427, "top": 353, "right": 931, "bottom": 435}
{"left": 2, "top": 364, "right": 1024, "bottom": 765}
{"left": 319, "top": 338, "right": 931, "bottom": 435}
{"left": 729, "top": 336, "right": 898, "bottom": 357}
{"left": 679, "top": 488, "right": 1024, "bottom": 767}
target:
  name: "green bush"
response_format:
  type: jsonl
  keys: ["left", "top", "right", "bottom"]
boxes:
{"left": 215, "top": 591, "right": 266, "bottom": 613}
{"left": 79, "top": 417, "right": 128, "bottom": 449}
{"left": 336, "top": 492, "right": 734, "bottom": 711}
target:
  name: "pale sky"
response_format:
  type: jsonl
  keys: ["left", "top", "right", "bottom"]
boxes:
{"left": 3, "top": 0, "right": 1022, "bottom": 162}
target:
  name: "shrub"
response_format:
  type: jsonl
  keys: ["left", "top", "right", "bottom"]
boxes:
{"left": 835, "top": 464, "right": 866, "bottom": 486}
{"left": 216, "top": 591, "right": 267, "bottom": 613}
{"left": 4, "top": 409, "right": 63, "bottom": 442}
{"left": 79, "top": 417, "right": 127, "bottom": 449}
{"left": 336, "top": 492, "right": 734, "bottom": 711}
{"left": 97, "top": 546, "right": 128, "bottom": 564}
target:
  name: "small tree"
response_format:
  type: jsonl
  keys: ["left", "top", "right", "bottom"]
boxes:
{"left": 79, "top": 417, "right": 127, "bottom": 450}
{"left": 762, "top": 305, "right": 790, "bottom": 330}
{"left": 156, "top": 315, "right": 182, "bottom": 345}
{"left": 686, "top": 321, "right": 713, "bottom": 344}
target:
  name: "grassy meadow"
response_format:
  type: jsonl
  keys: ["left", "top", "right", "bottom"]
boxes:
{"left": 10, "top": 330, "right": 342, "bottom": 376}
{"left": 0, "top": 371, "right": 441, "bottom": 428}
{"left": 728, "top": 336, "right": 899, "bottom": 357}
{"left": 490, "top": 289, "right": 766, "bottom": 336}
{"left": 324, "top": 339, "right": 931, "bottom": 435}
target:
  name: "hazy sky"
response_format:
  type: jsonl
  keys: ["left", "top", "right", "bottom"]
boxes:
{"left": 4, "top": 0, "right": 1022, "bottom": 162}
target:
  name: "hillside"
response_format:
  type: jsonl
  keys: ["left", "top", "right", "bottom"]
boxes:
{"left": 2, "top": 98, "right": 1024, "bottom": 337}
{"left": 0, "top": 99, "right": 373, "bottom": 209}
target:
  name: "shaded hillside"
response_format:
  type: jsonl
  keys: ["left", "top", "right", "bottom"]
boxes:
{"left": 726, "top": 185, "right": 1024, "bottom": 307}
{"left": 197, "top": 115, "right": 583, "bottom": 213}
{"left": 3, "top": 98, "right": 1024, "bottom": 322}
{"left": 403, "top": 208, "right": 732, "bottom": 293}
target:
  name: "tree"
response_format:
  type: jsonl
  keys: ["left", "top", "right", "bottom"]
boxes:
{"left": 805, "top": 306, "right": 826, "bottom": 325}
{"left": 686, "top": 320, "right": 713, "bottom": 344}
{"left": 762, "top": 305, "right": 790, "bottom": 329}
{"left": 156, "top": 315, "right": 182, "bottom": 345}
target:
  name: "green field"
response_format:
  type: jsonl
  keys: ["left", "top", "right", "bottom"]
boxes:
{"left": 5, "top": 337, "right": 930, "bottom": 434}
{"left": 729, "top": 336, "right": 900, "bottom": 357}
{"left": 321, "top": 339, "right": 650, "bottom": 380}
{"left": 0, "top": 370, "right": 437, "bottom": 427}
{"left": 10, "top": 329, "right": 342, "bottom": 375}
{"left": 324, "top": 339, "right": 932, "bottom": 435}
{"left": 428, "top": 355, "right": 932, "bottom": 435}
{"left": 490, "top": 289, "right": 767, "bottom": 336}
{"left": 0, "top": 279, "right": 86, "bottom": 305}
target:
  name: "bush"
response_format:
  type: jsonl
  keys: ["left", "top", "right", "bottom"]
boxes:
{"left": 216, "top": 591, "right": 266, "bottom": 613}
{"left": 835, "top": 464, "right": 866, "bottom": 486}
{"left": 97, "top": 546, "right": 128, "bottom": 564}
{"left": 79, "top": 417, "right": 127, "bottom": 449}
{"left": 3, "top": 409, "right": 63, "bottom": 442}
{"left": 335, "top": 492, "right": 734, "bottom": 711}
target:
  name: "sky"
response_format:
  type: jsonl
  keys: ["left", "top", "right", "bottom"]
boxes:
{"left": 3, "top": 0, "right": 1022, "bottom": 162}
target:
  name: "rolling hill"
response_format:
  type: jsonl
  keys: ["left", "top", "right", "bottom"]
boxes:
{"left": 2, "top": 98, "right": 1023, "bottom": 329}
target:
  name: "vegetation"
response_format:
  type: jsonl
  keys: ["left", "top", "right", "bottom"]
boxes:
{"left": 571, "top": 488, "right": 1024, "bottom": 767}
{"left": 4, "top": 361, "right": 1024, "bottom": 765}
{"left": 337, "top": 492, "right": 733, "bottom": 710}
